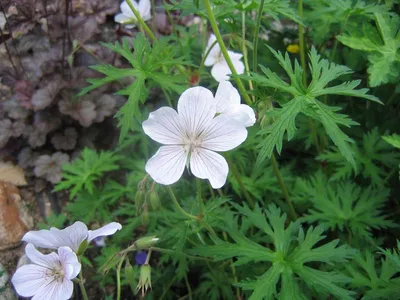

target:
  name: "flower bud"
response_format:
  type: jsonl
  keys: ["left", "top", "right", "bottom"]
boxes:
{"left": 141, "top": 204, "right": 149, "bottom": 226}
{"left": 76, "top": 239, "right": 88, "bottom": 256}
{"left": 136, "top": 264, "right": 151, "bottom": 297}
{"left": 135, "top": 190, "right": 145, "bottom": 214}
{"left": 135, "top": 236, "right": 159, "bottom": 250}
{"left": 124, "top": 257, "right": 136, "bottom": 292}
{"left": 148, "top": 190, "right": 160, "bottom": 211}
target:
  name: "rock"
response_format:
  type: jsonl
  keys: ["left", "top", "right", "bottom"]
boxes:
{"left": 0, "top": 263, "right": 17, "bottom": 300}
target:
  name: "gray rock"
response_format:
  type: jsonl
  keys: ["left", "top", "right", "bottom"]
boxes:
{"left": 0, "top": 263, "right": 17, "bottom": 300}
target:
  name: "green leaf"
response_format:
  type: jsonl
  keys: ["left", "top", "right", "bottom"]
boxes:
{"left": 337, "top": 13, "right": 400, "bottom": 87}
{"left": 383, "top": 134, "right": 400, "bottom": 149}
{"left": 55, "top": 148, "right": 121, "bottom": 199}
{"left": 250, "top": 46, "right": 378, "bottom": 167}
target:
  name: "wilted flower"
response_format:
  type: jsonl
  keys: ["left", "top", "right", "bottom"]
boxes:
{"left": 22, "top": 221, "right": 122, "bottom": 253}
{"left": 214, "top": 81, "right": 255, "bottom": 127}
{"left": 33, "top": 152, "right": 70, "bottom": 183}
{"left": 137, "top": 264, "right": 151, "bottom": 296}
{"left": 58, "top": 97, "right": 97, "bottom": 127}
{"left": 93, "top": 94, "right": 117, "bottom": 122}
{"left": 12, "top": 243, "right": 81, "bottom": 300}
{"left": 143, "top": 86, "right": 247, "bottom": 188}
{"left": 204, "top": 34, "right": 245, "bottom": 82}
{"left": 114, "top": 0, "right": 151, "bottom": 29}
{"left": 0, "top": 119, "right": 25, "bottom": 147}
{"left": 51, "top": 127, "right": 78, "bottom": 150}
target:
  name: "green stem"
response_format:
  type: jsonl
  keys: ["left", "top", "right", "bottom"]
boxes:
{"left": 151, "top": 247, "right": 213, "bottom": 261}
{"left": 184, "top": 273, "right": 193, "bottom": 300}
{"left": 125, "top": 0, "right": 156, "bottom": 41}
{"left": 271, "top": 153, "right": 297, "bottom": 220}
{"left": 227, "top": 158, "right": 255, "bottom": 208}
{"left": 298, "top": 0, "right": 307, "bottom": 86}
{"left": 78, "top": 270, "right": 89, "bottom": 300}
{"left": 196, "top": 179, "right": 204, "bottom": 217}
{"left": 116, "top": 254, "right": 126, "bottom": 300}
{"left": 223, "top": 232, "right": 241, "bottom": 299}
{"left": 252, "top": 0, "right": 265, "bottom": 73}
{"left": 203, "top": 0, "right": 252, "bottom": 105}
{"left": 166, "top": 186, "right": 199, "bottom": 220}
{"left": 242, "top": 11, "right": 255, "bottom": 101}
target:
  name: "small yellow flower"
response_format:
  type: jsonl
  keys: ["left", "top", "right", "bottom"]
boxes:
{"left": 287, "top": 44, "right": 300, "bottom": 54}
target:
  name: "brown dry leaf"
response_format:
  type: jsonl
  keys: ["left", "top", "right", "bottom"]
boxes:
{"left": 0, "top": 181, "right": 28, "bottom": 250}
{"left": 0, "top": 162, "right": 27, "bottom": 186}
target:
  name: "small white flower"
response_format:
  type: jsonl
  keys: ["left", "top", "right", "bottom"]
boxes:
{"left": 114, "top": 0, "right": 151, "bottom": 29}
{"left": 142, "top": 86, "right": 248, "bottom": 189}
{"left": 204, "top": 34, "right": 245, "bottom": 82}
{"left": 12, "top": 243, "right": 81, "bottom": 300}
{"left": 22, "top": 221, "right": 122, "bottom": 253}
{"left": 215, "top": 81, "right": 256, "bottom": 127}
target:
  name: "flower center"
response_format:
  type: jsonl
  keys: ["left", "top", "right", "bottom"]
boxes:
{"left": 45, "top": 263, "right": 65, "bottom": 283}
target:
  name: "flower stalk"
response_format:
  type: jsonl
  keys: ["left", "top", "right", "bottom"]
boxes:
{"left": 203, "top": 0, "right": 252, "bottom": 105}
{"left": 167, "top": 186, "right": 199, "bottom": 221}
{"left": 125, "top": 0, "right": 156, "bottom": 41}
{"left": 78, "top": 270, "right": 89, "bottom": 300}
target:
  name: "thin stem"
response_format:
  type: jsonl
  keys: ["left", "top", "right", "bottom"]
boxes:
{"left": 116, "top": 254, "right": 126, "bottom": 300}
{"left": 309, "top": 118, "right": 321, "bottom": 154}
{"left": 298, "top": 0, "right": 307, "bottom": 86}
{"left": 166, "top": 186, "right": 199, "bottom": 220}
{"left": 0, "top": 26, "right": 20, "bottom": 78}
{"left": 203, "top": 0, "right": 252, "bottom": 105}
{"left": 78, "top": 269, "right": 89, "bottom": 300}
{"left": 184, "top": 274, "right": 193, "bottom": 300}
{"left": 196, "top": 179, "right": 204, "bottom": 217}
{"left": 227, "top": 158, "right": 255, "bottom": 208}
{"left": 126, "top": 0, "right": 156, "bottom": 41}
{"left": 271, "top": 154, "right": 297, "bottom": 220}
{"left": 223, "top": 232, "right": 241, "bottom": 299}
{"left": 252, "top": 0, "right": 265, "bottom": 73}
{"left": 151, "top": 247, "right": 213, "bottom": 261}
{"left": 242, "top": 11, "right": 255, "bottom": 101}
{"left": 160, "top": 273, "right": 178, "bottom": 300}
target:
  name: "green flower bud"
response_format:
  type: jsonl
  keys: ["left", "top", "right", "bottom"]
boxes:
{"left": 76, "top": 239, "right": 88, "bottom": 256}
{"left": 135, "top": 190, "right": 145, "bottom": 214}
{"left": 141, "top": 204, "right": 149, "bottom": 226}
{"left": 136, "top": 264, "right": 151, "bottom": 297}
{"left": 135, "top": 236, "right": 159, "bottom": 250}
{"left": 124, "top": 257, "right": 137, "bottom": 292}
{"left": 148, "top": 190, "right": 160, "bottom": 211}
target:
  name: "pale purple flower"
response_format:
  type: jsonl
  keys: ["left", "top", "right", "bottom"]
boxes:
{"left": 142, "top": 86, "right": 248, "bottom": 188}
{"left": 204, "top": 34, "right": 245, "bottom": 82}
{"left": 22, "top": 221, "right": 122, "bottom": 253}
{"left": 11, "top": 243, "right": 81, "bottom": 300}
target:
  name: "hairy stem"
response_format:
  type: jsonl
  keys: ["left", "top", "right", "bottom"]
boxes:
{"left": 298, "top": 0, "right": 307, "bottom": 86}
{"left": 116, "top": 254, "right": 126, "bottom": 300}
{"left": 252, "top": 0, "right": 265, "bottom": 73}
{"left": 271, "top": 154, "right": 297, "bottom": 220}
{"left": 167, "top": 186, "right": 199, "bottom": 220}
{"left": 203, "top": 0, "right": 252, "bottom": 105}
{"left": 126, "top": 0, "right": 156, "bottom": 41}
{"left": 78, "top": 269, "right": 89, "bottom": 300}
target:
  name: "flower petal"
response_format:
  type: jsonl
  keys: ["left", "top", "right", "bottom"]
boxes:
{"left": 58, "top": 246, "right": 81, "bottom": 280}
{"left": 22, "top": 229, "right": 64, "bottom": 250}
{"left": 114, "top": 13, "right": 134, "bottom": 24}
{"left": 177, "top": 86, "right": 216, "bottom": 136}
{"left": 24, "top": 243, "right": 60, "bottom": 269}
{"left": 190, "top": 148, "right": 228, "bottom": 189}
{"left": 145, "top": 145, "right": 187, "bottom": 185}
{"left": 139, "top": 0, "right": 151, "bottom": 20}
{"left": 211, "top": 62, "right": 232, "bottom": 82}
{"left": 87, "top": 222, "right": 122, "bottom": 243}
{"left": 201, "top": 114, "right": 248, "bottom": 151}
{"left": 234, "top": 104, "right": 256, "bottom": 127}
{"left": 121, "top": 0, "right": 136, "bottom": 17}
{"left": 214, "top": 81, "right": 240, "bottom": 113}
{"left": 12, "top": 264, "right": 49, "bottom": 297}
{"left": 204, "top": 34, "right": 220, "bottom": 66}
{"left": 228, "top": 50, "right": 243, "bottom": 61}
{"left": 142, "top": 107, "right": 184, "bottom": 145}
{"left": 32, "top": 278, "right": 73, "bottom": 300}
{"left": 49, "top": 221, "right": 89, "bottom": 252}
{"left": 231, "top": 56, "right": 245, "bottom": 75}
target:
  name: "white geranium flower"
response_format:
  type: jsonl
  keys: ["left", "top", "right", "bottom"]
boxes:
{"left": 142, "top": 86, "right": 248, "bottom": 189}
{"left": 114, "top": 0, "right": 151, "bottom": 29}
{"left": 22, "top": 221, "right": 122, "bottom": 253}
{"left": 204, "top": 34, "right": 245, "bottom": 82}
{"left": 12, "top": 243, "right": 81, "bottom": 300}
{"left": 215, "top": 81, "right": 256, "bottom": 127}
